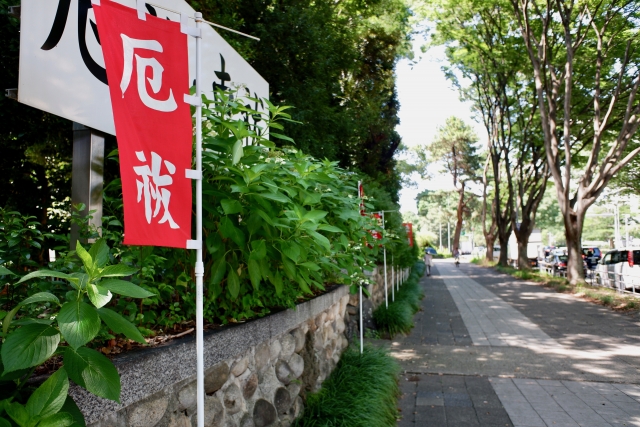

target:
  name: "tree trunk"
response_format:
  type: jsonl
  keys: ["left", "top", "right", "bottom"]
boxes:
{"left": 453, "top": 188, "right": 464, "bottom": 252}
{"left": 485, "top": 235, "right": 495, "bottom": 262}
{"left": 564, "top": 210, "right": 585, "bottom": 284}
{"left": 497, "top": 229, "right": 510, "bottom": 266}
{"left": 517, "top": 235, "right": 530, "bottom": 270}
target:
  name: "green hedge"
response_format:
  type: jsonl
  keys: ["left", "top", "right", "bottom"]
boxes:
{"left": 373, "top": 261, "right": 425, "bottom": 336}
{"left": 293, "top": 346, "right": 400, "bottom": 427}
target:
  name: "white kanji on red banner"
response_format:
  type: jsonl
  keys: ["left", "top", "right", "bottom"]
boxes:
{"left": 120, "top": 35, "right": 178, "bottom": 112}
{"left": 94, "top": 0, "right": 193, "bottom": 248}
{"left": 133, "top": 151, "right": 179, "bottom": 229}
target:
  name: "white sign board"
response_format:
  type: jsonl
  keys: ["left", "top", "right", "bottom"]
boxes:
{"left": 18, "top": 0, "right": 268, "bottom": 135}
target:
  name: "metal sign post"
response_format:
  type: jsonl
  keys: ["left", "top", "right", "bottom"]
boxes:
{"left": 193, "top": 13, "right": 205, "bottom": 427}
{"left": 381, "top": 211, "right": 388, "bottom": 309}
{"left": 391, "top": 253, "right": 395, "bottom": 302}
{"left": 357, "top": 181, "right": 363, "bottom": 354}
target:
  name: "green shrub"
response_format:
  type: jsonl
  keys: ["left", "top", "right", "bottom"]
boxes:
{"left": 600, "top": 295, "right": 614, "bottom": 305}
{"left": 373, "top": 261, "right": 424, "bottom": 336}
{"left": 373, "top": 300, "right": 414, "bottom": 336}
{"left": 294, "top": 346, "right": 400, "bottom": 427}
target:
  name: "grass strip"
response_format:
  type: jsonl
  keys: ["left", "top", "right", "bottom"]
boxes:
{"left": 471, "top": 257, "right": 640, "bottom": 312}
{"left": 373, "top": 261, "right": 425, "bottom": 336}
{"left": 293, "top": 346, "right": 400, "bottom": 427}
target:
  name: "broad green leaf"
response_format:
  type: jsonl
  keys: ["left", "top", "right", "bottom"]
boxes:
{"left": 87, "top": 284, "right": 112, "bottom": 309}
{"left": 0, "top": 366, "right": 31, "bottom": 382}
{"left": 247, "top": 260, "right": 261, "bottom": 291}
{"left": 3, "top": 305, "right": 21, "bottom": 336}
{"left": 317, "top": 224, "right": 343, "bottom": 233}
{"left": 270, "top": 132, "right": 295, "bottom": 143}
{"left": 220, "top": 217, "right": 245, "bottom": 248}
{"left": 272, "top": 271, "right": 283, "bottom": 296}
{"left": 249, "top": 240, "right": 267, "bottom": 260}
{"left": 302, "top": 210, "right": 328, "bottom": 222}
{"left": 209, "top": 258, "right": 227, "bottom": 286}
{"left": 221, "top": 199, "right": 243, "bottom": 215}
{"left": 339, "top": 234, "right": 350, "bottom": 249}
{"left": 0, "top": 417, "right": 12, "bottom": 427}
{"left": 57, "top": 302, "right": 100, "bottom": 350}
{"left": 282, "top": 258, "right": 296, "bottom": 281}
{"left": 205, "top": 232, "right": 224, "bottom": 254}
{"left": 231, "top": 140, "right": 243, "bottom": 164}
{"left": 97, "top": 308, "right": 146, "bottom": 344}
{"left": 64, "top": 347, "right": 120, "bottom": 402}
{"left": 20, "top": 292, "right": 60, "bottom": 307}
{"left": 5, "top": 401, "right": 28, "bottom": 427}
{"left": 227, "top": 269, "right": 240, "bottom": 299}
{"left": 26, "top": 367, "right": 69, "bottom": 419}
{"left": 60, "top": 396, "right": 85, "bottom": 427}
{"left": 0, "top": 266, "right": 15, "bottom": 276}
{"left": 37, "top": 412, "right": 74, "bottom": 427}
{"left": 97, "top": 264, "right": 138, "bottom": 278}
{"left": 255, "top": 192, "right": 291, "bottom": 203}
{"left": 308, "top": 231, "right": 331, "bottom": 250}
{"left": 17, "top": 270, "right": 75, "bottom": 285}
{"left": 300, "top": 262, "right": 321, "bottom": 271}
{"left": 302, "top": 192, "right": 322, "bottom": 206}
{"left": 281, "top": 242, "right": 300, "bottom": 263}
{"left": 297, "top": 275, "right": 312, "bottom": 295}
{"left": 0, "top": 292, "right": 57, "bottom": 333}
{"left": 88, "top": 239, "right": 109, "bottom": 269}
{"left": 75, "top": 242, "right": 94, "bottom": 276}
{"left": 255, "top": 209, "right": 275, "bottom": 226}
{"left": 1, "top": 324, "right": 60, "bottom": 372}
{"left": 11, "top": 319, "right": 54, "bottom": 327}
{"left": 99, "top": 279, "right": 155, "bottom": 298}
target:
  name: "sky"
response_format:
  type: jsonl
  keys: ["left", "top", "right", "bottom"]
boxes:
{"left": 395, "top": 40, "right": 487, "bottom": 214}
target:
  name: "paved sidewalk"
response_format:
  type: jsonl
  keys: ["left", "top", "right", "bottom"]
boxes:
{"left": 384, "top": 260, "right": 640, "bottom": 426}
{"left": 398, "top": 373, "right": 512, "bottom": 427}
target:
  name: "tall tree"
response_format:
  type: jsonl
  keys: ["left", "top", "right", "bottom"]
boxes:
{"left": 428, "top": 0, "right": 548, "bottom": 266}
{"left": 509, "top": 0, "right": 640, "bottom": 283}
{"left": 427, "top": 117, "right": 481, "bottom": 253}
{"left": 480, "top": 154, "right": 499, "bottom": 261}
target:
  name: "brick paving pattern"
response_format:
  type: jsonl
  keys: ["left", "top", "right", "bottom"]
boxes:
{"left": 398, "top": 373, "right": 513, "bottom": 427}
{"left": 391, "top": 260, "right": 640, "bottom": 426}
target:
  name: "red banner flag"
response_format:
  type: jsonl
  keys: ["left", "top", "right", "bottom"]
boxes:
{"left": 93, "top": 1, "right": 193, "bottom": 248}
{"left": 403, "top": 223, "right": 414, "bottom": 246}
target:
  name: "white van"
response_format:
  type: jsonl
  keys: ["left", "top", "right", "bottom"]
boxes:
{"left": 597, "top": 248, "right": 640, "bottom": 291}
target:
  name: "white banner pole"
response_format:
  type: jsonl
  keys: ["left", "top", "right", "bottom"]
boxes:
{"left": 194, "top": 12, "right": 205, "bottom": 427}
{"left": 359, "top": 285, "right": 363, "bottom": 354}
{"left": 391, "top": 252, "right": 396, "bottom": 301}
{"left": 391, "top": 253, "right": 394, "bottom": 302}
{"left": 382, "top": 211, "right": 388, "bottom": 309}
{"left": 357, "top": 181, "right": 363, "bottom": 354}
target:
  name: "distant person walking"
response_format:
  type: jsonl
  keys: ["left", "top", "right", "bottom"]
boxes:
{"left": 424, "top": 249, "right": 433, "bottom": 276}
{"left": 453, "top": 247, "right": 460, "bottom": 266}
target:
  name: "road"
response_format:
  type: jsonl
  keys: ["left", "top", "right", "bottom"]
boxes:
{"left": 382, "top": 259, "right": 640, "bottom": 426}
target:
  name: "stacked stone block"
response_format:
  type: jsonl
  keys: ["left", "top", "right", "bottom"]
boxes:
{"left": 85, "top": 293, "right": 350, "bottom": 427}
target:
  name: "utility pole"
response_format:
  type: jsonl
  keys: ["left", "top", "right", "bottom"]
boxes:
{"left": 625, "top": 214, "right": 630, "bottom": 246}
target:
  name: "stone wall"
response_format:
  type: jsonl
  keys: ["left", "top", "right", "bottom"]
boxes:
{"left": 343, "top": 264, "right": 410, "bottom": 339}
{"left": 75, "top": 285, "right": 349, "bottom": 427}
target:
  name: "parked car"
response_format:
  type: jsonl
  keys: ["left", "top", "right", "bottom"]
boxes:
{"left": 582, "top": 247, "right": 602, "bottom": 259}
{"left": 544, "top": 254, "right": 568, "bottom": 272}
{"left": 493, "top": 246, "right": 501, "bottom": 259}
{"left": 597, "top": 248, "right": 640, "bottom": 291}
{"left": 582, "top": 247, "right": 601, "bottom": 271}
